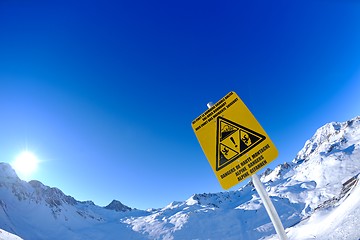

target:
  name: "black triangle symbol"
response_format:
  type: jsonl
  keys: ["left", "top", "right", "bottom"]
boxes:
{"left": 240, "top": 137, "right": 249, "bottom": 152}
{"left": 218, "top": 143, "right": 239, "bottom": 166}
{"left": 240, "top": 130, "right": 261, "bottom": 152}
{"left": 221, "top": 130, "right": 236, "bottom": 141}
{"left": 219, "top": 152, "right": 228, "bottom": 166}
{"left": 220, "top": 120, "right": 238, "bottom": 141}
{"left": 216, "top": 117, "right": 266, "bottom": 171}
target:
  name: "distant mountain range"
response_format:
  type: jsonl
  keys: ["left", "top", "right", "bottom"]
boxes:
{"left": 1, "top": 116, "right": 360, "bottom": 240}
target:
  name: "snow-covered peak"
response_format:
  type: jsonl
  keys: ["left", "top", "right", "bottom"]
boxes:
{"left": 294, "top": 116, "right": 360, "bottom": 163}
{"left": 289, "top": 116, "right": 360, "bottom": 187}
{"left": 104, "top": 200, "right": 132, "bottom": 212}
{"left": 0, "top": 163, "right": 20, "bottom": 183}
{"left": 28, "top": 180, "right": 77, "bottom": 207}
{"left": 260, "top": 162, "right": 292, "bottom": 183}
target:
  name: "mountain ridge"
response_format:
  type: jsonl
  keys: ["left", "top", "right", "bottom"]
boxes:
{"left": 1, "top": 115, "right": 360, "bottom": 240}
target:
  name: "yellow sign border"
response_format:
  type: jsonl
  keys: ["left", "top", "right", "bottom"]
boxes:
{"left": 192, "top": 91, "right": 278, "bottom": 189}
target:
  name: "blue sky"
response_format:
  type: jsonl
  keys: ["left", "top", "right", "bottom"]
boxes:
{"left": 1, "top": 0, "right": 360, "bottom": 209}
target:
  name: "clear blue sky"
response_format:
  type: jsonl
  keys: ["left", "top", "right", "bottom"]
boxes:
{"left": 1, "top": 0, "right": 360, "bottom": 209}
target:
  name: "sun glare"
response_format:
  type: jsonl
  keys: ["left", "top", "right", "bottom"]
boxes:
{"left": 12, "top": 151, "right": 39, "bottom": 179}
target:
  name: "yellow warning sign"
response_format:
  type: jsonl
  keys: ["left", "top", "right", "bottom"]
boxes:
{"left": 191, "top": 91, "right": 278, "bottom": 189}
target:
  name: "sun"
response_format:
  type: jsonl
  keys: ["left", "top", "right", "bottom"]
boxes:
{"left": 12, "top": 151, "right": 39, "bottom": 179}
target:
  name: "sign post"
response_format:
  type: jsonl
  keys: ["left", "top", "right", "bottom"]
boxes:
{"left": 252, "top": 174, "right": 288, "bottom": 240}
{"left": 192, "top": 91, "right": 288, "bottom": 240}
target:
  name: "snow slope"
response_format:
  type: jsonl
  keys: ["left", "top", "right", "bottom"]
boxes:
{"left": 1, "top": 116, "right": 360, "bottom": 240}
{"left": 0, "top": 228, "right": 22, "bottom": 240}
{"left": 286, "top": 177, "right": 360, "bottom": 240}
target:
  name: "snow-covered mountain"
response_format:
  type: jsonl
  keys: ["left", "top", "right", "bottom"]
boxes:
{"left": 1, "top": 116, "right": 360, "bottom": 240}
{"left": 0, "top": 163, "right": 146, "bottom": 240}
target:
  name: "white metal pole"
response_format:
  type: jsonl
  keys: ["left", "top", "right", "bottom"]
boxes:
{"left": 252, "top": 174, "right": 288, "bottom": 240}
{"left": 207, "top": 102, "right": 288, "bottom": 240}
